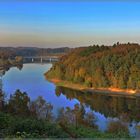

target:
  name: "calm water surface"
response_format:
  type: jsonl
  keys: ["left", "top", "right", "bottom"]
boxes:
{"left": 2, "top": 63, "right": 140, "bottom": 136}
{"left": 3, "top": 63, "right": 79, "bottom": 114}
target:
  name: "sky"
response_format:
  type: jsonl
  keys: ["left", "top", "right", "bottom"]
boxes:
{"left": 0, "top": 1, "right": 140, "bottom": 48}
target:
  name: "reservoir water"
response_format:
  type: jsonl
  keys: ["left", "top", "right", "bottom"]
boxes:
{"left": 2, "top": 63, "right": 140, "bottom": 136}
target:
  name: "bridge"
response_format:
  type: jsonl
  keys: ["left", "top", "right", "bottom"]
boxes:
{"left": 23, "top": 56, "right": 59, "bottom": 63}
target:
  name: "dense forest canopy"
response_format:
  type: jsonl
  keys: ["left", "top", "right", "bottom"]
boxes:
{"left": 46, "top": 43, "right": 140, "bottom": 90}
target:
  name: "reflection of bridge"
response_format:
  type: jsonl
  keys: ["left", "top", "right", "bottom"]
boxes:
{"left": 23, "top": 56, "right": 59, "bottom": 63}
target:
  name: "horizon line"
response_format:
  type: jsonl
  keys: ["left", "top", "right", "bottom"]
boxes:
{"left": 0, "top": 42, "right": 139, "bottom": 49}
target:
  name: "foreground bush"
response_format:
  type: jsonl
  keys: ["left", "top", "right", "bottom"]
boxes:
{"left": 0, "top": 112, "right": 132, "bottom": 138}
{"left": 0, "top": 90, "right": 133, "bottom": 138}
{"left": 62, "top": 124, "right": 131, "bottom": 138}
{"left": 107, "top": 120, "right": 130, "bottom": 137}
{"left": 0, "top": 112, "right": 68, "bottom": 138}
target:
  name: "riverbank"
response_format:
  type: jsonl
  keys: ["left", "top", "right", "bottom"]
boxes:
{"left": 49, "top": 78, "right": 140, "bottom": 97}
{"left": 0, "top": 58, "right": 23, "bottom": 71}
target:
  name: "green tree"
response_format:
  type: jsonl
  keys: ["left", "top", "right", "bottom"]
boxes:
{"left": 6, "top": 90, "right": 30, "bottom": 117}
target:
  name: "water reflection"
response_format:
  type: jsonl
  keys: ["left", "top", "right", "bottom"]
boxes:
{"left": 56, "top": 86, "right": 140, "bottom": 122}
{"left": 3, "top": 64, "right": 80, "bottom": 114}
{"left": 0, "top": 64, "right": 23, "bottom": 77}
{"left": 16, "top": 64, "right": 23, "bottom": 70}
{"left": 2, "top": 63, "right": 140, "bottom": 136}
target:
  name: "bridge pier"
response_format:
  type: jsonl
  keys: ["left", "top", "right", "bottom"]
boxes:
{"left": 41, "top": 57, "right": 43, "bottom": 63}
{"left": 23, "top": 56, "right": 59, "bottom": 63}
{"left": 50, "top": 58, "right": 52, "bottom": 63}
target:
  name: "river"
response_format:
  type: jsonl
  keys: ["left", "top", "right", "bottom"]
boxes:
{"left": 2, "top": 63, "right": 140, "bottom": 136}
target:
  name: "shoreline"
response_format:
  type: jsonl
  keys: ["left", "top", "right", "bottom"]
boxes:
{"left": 49, "top": 78, "right": 140, "bottom": 97}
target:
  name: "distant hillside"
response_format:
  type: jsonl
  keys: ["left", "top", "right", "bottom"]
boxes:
{"left": 0, "top": 47, "right": 71, "bottom": 57}
{"left": 46, "top": 43, "right": 140, "bottom": 90}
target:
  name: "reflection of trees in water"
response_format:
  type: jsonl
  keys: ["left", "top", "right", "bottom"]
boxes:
{"left": 0, "top": 64, "right": 23, "bottom": 111}
{"left": 0, "top": 69, "right": 5, "bottom": 96}
{"left": 0, "top": 70, "right": 4, "bottom": 111}
{"left": 0, "top": 64, "right": 23, "bottom": 92}
{"left": 55, "top": 86, "right": 140, "bottom": 122}
{"left": 17, "top": 64, "right": 23, "bottom": 70}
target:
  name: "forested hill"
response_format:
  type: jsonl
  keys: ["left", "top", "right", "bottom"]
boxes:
{"left": 46, "top": 43, "right": 140, "bottom": 90}
{"left": 0, "top": 47, "right": 71, "bottom": 57}
{"left": 0, "top": 47, "right": 71, "bottom": 70}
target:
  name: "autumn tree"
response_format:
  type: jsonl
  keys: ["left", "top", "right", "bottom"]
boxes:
{"left": 30, "top": 96, "right": 53, "bottom": 120}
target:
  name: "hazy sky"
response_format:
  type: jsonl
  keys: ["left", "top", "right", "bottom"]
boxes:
{"left": 0, "top": 1, "right": 140, "bottom": 48}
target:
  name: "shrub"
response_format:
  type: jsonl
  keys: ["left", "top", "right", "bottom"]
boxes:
{"left": 107, "top": 120, "right": 129, "bottom": 137}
